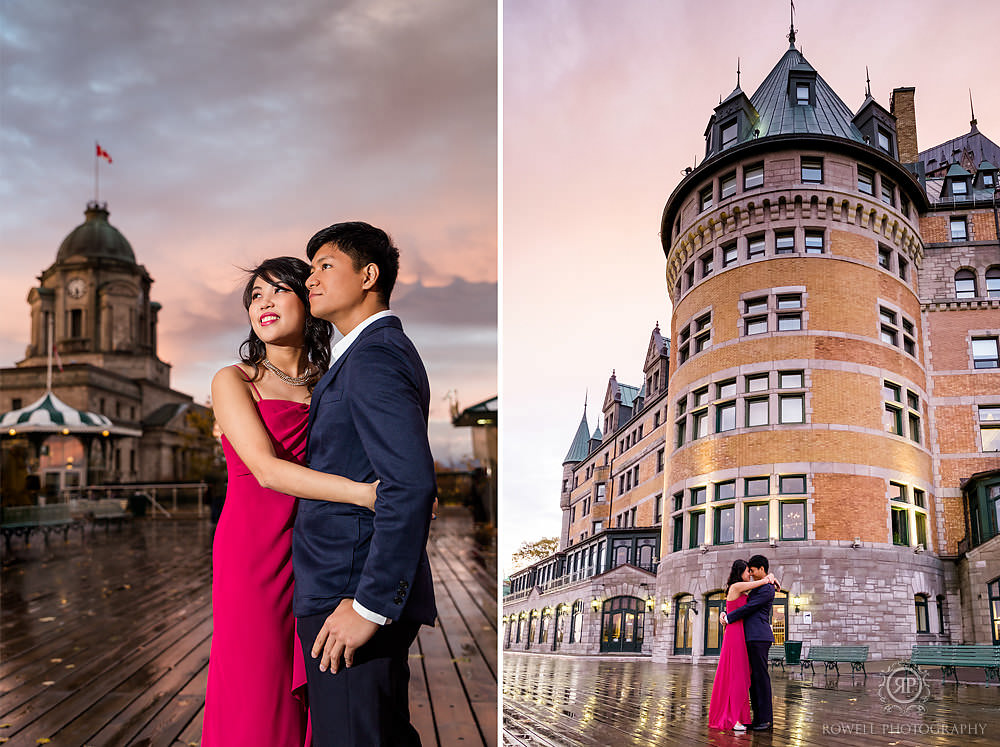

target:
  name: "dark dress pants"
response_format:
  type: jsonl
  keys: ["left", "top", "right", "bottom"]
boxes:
{"left": 746, "top": 640, "right": 773, "bottom": 726}
{"left": 297, "top": 610, "right": 422, "bottom": 746}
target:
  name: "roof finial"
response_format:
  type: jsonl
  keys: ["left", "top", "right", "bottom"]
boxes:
{"left": 787, "top": 0, "right": 797, "bottom": 47}
{"left": 865, "top": 66, "right": 871, "bottom": 98}
{"left": 970, "top": 89, "right": 978, "bottom": 129}
{"left": 736, "top": 57, "right": 741, "bottom": 89}
{"left": 584, "top": 389, "right": 588, "bottom": 412}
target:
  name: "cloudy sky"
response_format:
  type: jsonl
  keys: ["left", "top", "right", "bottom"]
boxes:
{"left": 501, "top": 0, "right": 1000, "bottom": 573}
{"left": 0, "top": 0, "right": 497, "bottom": 464}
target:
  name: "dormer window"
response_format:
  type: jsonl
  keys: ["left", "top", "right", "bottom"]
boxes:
{"left": 721, "top": 119, "right": 738, "bottom": 150}
{"left": 796, "top": 83, "right": 810, "bottom": 106}
{"left": 985, "top": 172, "right": 995, "bottom": 188}
{"left": 877, "top": 127, "right": 894, "bottom": 155}
{"left": 952, "top": 179, "right": 968, "bottom": 197}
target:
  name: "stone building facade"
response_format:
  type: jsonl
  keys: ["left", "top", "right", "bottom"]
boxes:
{"left": 0, "top": 202, "right": 214, "bottom": 502}
{"left": 504, "top": 31, "right": 1000, "bottom": 661}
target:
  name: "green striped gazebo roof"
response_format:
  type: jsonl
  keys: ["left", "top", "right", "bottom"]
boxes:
{"left": 1, "top": 392, "right": 113, "bottom": 433}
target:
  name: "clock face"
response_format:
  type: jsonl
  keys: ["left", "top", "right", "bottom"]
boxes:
{"left": 67, "top": 278, "right": 87, "bottom": 299}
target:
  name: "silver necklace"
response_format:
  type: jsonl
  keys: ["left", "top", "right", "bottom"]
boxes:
{"left": 262, "top": 358, "right": 313, "bottom": 386}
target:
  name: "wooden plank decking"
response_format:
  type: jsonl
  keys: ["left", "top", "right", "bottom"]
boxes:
{"left": 0, "top": 506, "right": 497, "bottom": 746}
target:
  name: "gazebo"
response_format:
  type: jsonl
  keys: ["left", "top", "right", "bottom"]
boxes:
{"left": 0, "top": 391, "right": 141, "bottom": 505}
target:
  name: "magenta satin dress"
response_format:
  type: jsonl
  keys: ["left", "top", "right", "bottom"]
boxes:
{"left": 203, "top": 395, "right": 311, "bottom": 747}
{"left": 708, "top": 595, "right": 753, "bottom": 730}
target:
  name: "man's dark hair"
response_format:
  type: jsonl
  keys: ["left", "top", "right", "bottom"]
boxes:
{"left": 305, "top": 221, "right": 400, "bottom": 304}
{"left": 747, "top": 554, "right": 769, "bottom": 573}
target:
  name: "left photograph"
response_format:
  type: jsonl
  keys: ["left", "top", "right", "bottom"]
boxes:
{"left": 0, "top": 2, "right": 498, "bottom": 746}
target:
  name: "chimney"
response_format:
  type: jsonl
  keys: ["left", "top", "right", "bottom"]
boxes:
{"left": 891, "top": 87, "right": 918, "bottom": 163}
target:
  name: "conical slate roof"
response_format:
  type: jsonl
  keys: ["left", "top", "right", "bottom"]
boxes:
{"left": 563, "top": 407, "right": 592, "bottom": 464}
{"left": 747, "top": 47, "right": 865, "bottom": 144}
{"left": 1, "top": 392, "right": 112, "bottom": 433}
{"left": 56, "top": 203, "right": 136, "bottom": 264}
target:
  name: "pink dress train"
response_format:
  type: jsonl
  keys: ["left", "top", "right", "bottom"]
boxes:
{"left": 203, "top": 398, "right": 311, "bottom": 746}
{"left": 707, "top": 595, "right": 753, "bottom": 730}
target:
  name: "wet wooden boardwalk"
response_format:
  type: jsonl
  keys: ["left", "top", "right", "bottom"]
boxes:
{"left": 0, "top": 505, "right": 497, "bottom": 746}
{"left": 503, "top": 652, "right": 1000, "bottom": 746}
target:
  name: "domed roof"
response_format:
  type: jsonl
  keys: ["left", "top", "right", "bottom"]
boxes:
{"left": 56, "top": 202, "right": 135, "bottom": 264}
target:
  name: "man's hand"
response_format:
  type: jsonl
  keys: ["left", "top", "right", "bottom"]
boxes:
{"left": 311, "top": 598, "right": 379, "bottom": 674}
{"left": 720, "top": 611, "right": 728, "bottom": 626}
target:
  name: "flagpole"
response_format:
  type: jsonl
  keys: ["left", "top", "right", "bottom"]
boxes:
{"left": 94, "top": 141, "right": 99, "bottom": 202}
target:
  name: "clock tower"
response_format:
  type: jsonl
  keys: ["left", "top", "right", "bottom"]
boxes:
{"left": 21, "top": 201, "right": 169, "bottom": 387}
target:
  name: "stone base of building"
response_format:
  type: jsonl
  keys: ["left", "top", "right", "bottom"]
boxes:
{"left": 653, "top": 542, "right": 955, "bottom": 663}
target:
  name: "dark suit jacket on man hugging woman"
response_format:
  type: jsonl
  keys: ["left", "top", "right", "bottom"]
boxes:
{"left": 724, "top": 582, "right": 774, "bottom": 727}
{"left": 293, "top": 314, "right": 437, "bottom": 746}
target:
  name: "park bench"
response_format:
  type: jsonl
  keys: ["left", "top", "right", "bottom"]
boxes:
{"left": 910, "top": 645, "right": 1000, "bottom": 684}
{"left": 768, "top": 644, "right": 787, "bottom": 671}
{"left": 82, "top": 499, "right": 132, "bottom": 532}
{"left": 1, "top": 504, "right": 84, "bottom": 552}
{"left": 800, "top": 645, "right": 869, "bottom": 677}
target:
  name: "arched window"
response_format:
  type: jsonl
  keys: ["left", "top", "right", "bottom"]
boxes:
{"left": 515, "top": 614, "right": 524, "bottom": 643}
{"left": 914, "top": 594, "right": 930, "bottom": 633}
{"left": 988, "top": 579, "right": 1000, "bottom": 645}
{"left": 600, "top": 596, "right": 645, "bottom": 653}
{"left": 539, "top": 609, "right": 551, "bottom": 644}
{"left": 986, "top": 267, "right": 1000, "bottom": 298}
{"left": 674, "top": 594, "right": 695, "bottom": 654}
{"left": 955, "top": 269, "right": 977, "bottom": 298}
{"left": 526, "top": 610, "right": 538, "bottom": 648}
{"left": 503, "top": 618, "right": 512, "bottom": 649}
{"left": 771, "top": 590, "right": 788, "bottom": 644}
{"left": 704, "top": 591, "right": 725, "bottom": 655}
{"left": 570, "top": 600, "right": 584, "bottom": 643}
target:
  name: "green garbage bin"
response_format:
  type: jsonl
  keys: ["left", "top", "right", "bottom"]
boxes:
{"left": 784, "top": 640, "right": 802, "bottom": 664}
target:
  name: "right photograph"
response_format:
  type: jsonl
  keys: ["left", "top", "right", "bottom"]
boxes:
{"left": 502, "top": 1, "right": 1000, "bottom": 743}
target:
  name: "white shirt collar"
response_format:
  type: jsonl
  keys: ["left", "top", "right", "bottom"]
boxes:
{"left": 331, "top": 310, "right": 397, "bottom": 362}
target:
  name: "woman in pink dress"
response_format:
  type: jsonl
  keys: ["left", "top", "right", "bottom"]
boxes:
{"left": 203, "top": 257, "right": 377, "bottom": 747}
{"left": 708, "top": 560, "right": 778, "bottom": 731}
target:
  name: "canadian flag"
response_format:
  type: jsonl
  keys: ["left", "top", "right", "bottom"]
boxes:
{"left": 96, "top": 143, "right": 112, "bottom": 164}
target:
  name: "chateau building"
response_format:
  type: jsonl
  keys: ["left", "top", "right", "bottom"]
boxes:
{"left": 0, "top": 202, "right": 214, "bottom": 502}
{"left": 503, "top": 30, "right": 1000, "bottom": 660}
{"left": 503, "top": 325, "right": 669, "bottom": 654}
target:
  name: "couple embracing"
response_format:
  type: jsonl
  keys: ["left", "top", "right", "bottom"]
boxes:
{"left": 708, "top": 554, "right": 779, "bottom": 733}
{"left": 203, "top": 221, "right": 436, "bottom": 746}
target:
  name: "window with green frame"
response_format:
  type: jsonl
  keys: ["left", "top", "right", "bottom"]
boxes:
{"left": 779, "top": 474, "right": 806, "bottom": 494}
{"left": 915, "top": 594, "right": 929, "bottom": 633}
{"left": 989, "top": 579, "right": 1000, "bottom": 645}
{"left": 714, "top": 505, "right": 735, "bottom": 544}
{"left": 715, "top": 480, "right": 736, "bottom": 501}
{"left": 891, "top": 506, "right": 910, "bottom": 545}
{"left": 779, "top": 501, "right": 806, "bottom": 540}
{"left": 915, "top": 512, "right": 928, "bottom": 548}
{"left": 745, "top": 503, "right": 769, "bottom": 542}
{"left": 689, "top": 511, "right": 705, "bottom": 548}
{"left": 672, "top": 516, "right": 683, "bottom": 552}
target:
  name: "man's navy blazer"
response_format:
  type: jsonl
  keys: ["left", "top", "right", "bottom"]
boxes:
{"left": 725, "top": 583, "right": 775, "bottom": 643}
{"left": 292, "top": 315, "right": 437, "bottom": 626}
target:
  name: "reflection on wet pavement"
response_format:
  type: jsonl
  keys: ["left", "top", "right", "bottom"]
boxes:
{"left": 503, "top": 652, "right": 999, "bottom": 746}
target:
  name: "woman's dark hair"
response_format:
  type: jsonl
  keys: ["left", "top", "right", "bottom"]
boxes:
{"left": 238, "top": 256, "right": 332, "bottom": 392}
{"left": 725, "top": 559, "right": 749, "bottom": 591}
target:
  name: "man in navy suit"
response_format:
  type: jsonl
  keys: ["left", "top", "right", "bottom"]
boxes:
{"left": 720, "top": 554, "right": 775, "bottom": 731}
{"left": 294, "top": 221, "right": 437, "bottom": 746}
